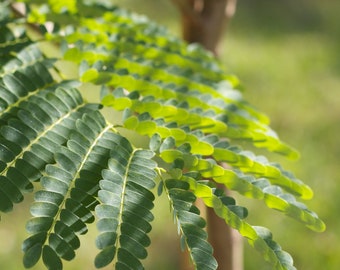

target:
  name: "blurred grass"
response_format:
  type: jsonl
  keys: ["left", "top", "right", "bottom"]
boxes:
{"left": 2, "top": 0, "right": 340, "bottom": 269}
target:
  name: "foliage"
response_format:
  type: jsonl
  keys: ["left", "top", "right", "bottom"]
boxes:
{"left": 0, "top": 1, "right": 325, "bottom": 269}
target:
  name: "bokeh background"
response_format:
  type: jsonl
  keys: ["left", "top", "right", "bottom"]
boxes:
{"left": 1, "top": 0, "right": 339, "bottom": 269}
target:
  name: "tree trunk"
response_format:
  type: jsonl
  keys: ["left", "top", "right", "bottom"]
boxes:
{"left": 172, "top": 0, "right": 237, "bottom": 56}
{"left": 172, "top": 1, "right": 242, "bottom": 270}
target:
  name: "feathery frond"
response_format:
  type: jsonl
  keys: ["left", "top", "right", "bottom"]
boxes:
{"left": 95, "top": 147, "right": 157, "bottom": 269}
{"left": 164, "top": 178, "right": 218, "bottom": 270}
{"left": 24, "top": 111, "right": 123, "bottom": 269}
{"left": 0, "top": 1, "right": 326, "bottom": 269}
{"left": 180, "top": 173, "right": 296, "bottom": 270}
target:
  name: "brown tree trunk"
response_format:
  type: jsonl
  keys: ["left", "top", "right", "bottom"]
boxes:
{"left": 172, "top": 0, "right": 237, "bottom": 56}
{"left": 172, "top": 1, "right": 242, "bottom": 270}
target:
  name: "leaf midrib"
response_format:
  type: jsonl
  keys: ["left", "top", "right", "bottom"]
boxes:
{"left": 45, "top": 124, "right": 114, "bottom": 242}
{"left": 0, "top": 102, "right": 87, "bottom": 177}
{"left": 112, "top": 148, "right": 137, "bottom": 266}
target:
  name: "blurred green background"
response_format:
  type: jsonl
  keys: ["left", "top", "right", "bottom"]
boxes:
{"left": 1, "top": 0, "right": 339, "bottom": 269}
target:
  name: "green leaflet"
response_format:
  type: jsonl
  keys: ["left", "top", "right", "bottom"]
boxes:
{"left": 0, "top": 31, "right": 100, "bottom": 212}
{"left": 182, "top": 175, "right": 296, "bottom": 270}
{"left": 82, "top": 61, "right": 277, "bottom": 144}
{"left": 0, "top": 27, "right": 32, "bottom": 67}
{"left": 95, "top": 146, "right": 157, "bottom": 269}
{"left": 157, "top": 133, "right": 310, "bottom": 198}
{"left": 158, "top": 144, "right": 324, "bottom": 232}
{"left": 208, "top": 163, "right": 323, "bottom": 231}
{"left": 102, "top": 91, "right": 306, "bottom": 201}
{"left": 164, "top": 179, "right": 218, "bottom": 270}
{"left": 52, "top": 7, "right": 295, "bottom": 156}
{"left": 0, "top": 86, "right": 96, "bottom": 210}
{"left": 0, "top": 23, "right": 101, "bottom": 211}
{"left": 23, "top": 111, "right": 119, "bottom": 269}
{"left": 103, "top": 92, "right": 227, "bottom": 138}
